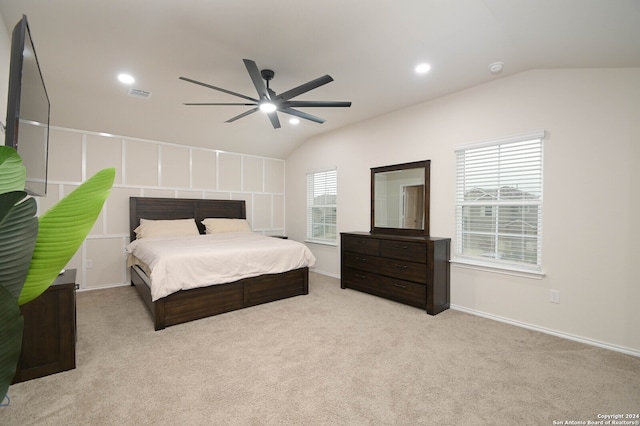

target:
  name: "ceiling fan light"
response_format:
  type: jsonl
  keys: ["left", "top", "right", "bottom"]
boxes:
{"left": 259, "top": 102, "right": 277, "bottom": 113}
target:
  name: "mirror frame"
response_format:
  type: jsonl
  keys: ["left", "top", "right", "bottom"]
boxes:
{"left": 371, "top": 160, "right": 430, "bottom": 236}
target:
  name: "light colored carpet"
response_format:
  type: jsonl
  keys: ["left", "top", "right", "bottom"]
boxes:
{"left": 1, "top": 272, "right": 638, "bottom": 425}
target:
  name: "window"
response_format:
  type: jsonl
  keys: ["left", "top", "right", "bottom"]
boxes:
{"left": 455, "top": 131, "right": 544, "bottom": 273}
{"left": 306, "top": 168, "right": 337, "bottom": 245}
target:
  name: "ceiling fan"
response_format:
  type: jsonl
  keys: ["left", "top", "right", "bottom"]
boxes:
{"left": 179, "top": 59, "right": 351, "bottom": 129}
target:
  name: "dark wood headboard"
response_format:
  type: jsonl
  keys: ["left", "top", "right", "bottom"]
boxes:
{"left": 129, "top": 197, "right": 247, "bottom": 241}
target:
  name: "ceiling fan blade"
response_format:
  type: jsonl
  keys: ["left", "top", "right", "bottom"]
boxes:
{"left": 284, "top": 101, "right": 352, "bottom": 108}
{"left": 267, "top": 112, "right": 281, "bottom": 129}
{"left": 243, "top": 59, "right": 270, "bottom": 100}
{"left": 184, "top": 102, "right": 256, "bottom": 106}
{"left": 278, "top": 75, "right": 334, "bottom": 101}
{"left": 225, "top": 107, "right": 259, "bottom": 123}
{"left": 281, "top": 107, "right": 326, "bottom": 124}
{"left": 179, "top": 76, "right": 258, "bottom": 102}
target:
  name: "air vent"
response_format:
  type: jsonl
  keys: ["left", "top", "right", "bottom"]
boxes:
{"left": 128, "top": 88, "right": 152, "bottom": 99}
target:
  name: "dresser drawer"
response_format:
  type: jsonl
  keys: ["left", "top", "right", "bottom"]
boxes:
{"left": 380, "top": 240, "right": 426, "bottom": 263}
{"left": 343, "top": 252, "right": 383, "bottom": 275}
{"left": 342, "top": 235, "right": 380, "bottom": 256}
{"left": 377, "top": 257, "right": 427, "bottom": 283}
{"left": 343, "top": 268, "right": 426, "bottom": 307}
{"left": 344, "top": 252, "right": 426, "bottom": 283}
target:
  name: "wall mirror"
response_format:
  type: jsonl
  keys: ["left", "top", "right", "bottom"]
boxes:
{"left": 371, "top": 160, "right": 430, "bottom": 236}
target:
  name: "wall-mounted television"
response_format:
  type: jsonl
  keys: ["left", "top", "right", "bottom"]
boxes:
{"left": 4, "top": 15, "right": 50, "bottom": 197}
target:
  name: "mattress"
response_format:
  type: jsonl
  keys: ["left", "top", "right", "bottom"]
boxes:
{"left": 126, "top": 232, "right": 316, "bottom": 301}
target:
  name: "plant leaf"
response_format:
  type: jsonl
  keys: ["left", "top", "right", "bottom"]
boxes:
{"left": 0, "top": 192, "right": 38, "bottom": 299}
{"left": 0, "top": 146, "right": 27, "bottom": 195}
{"left": 19, "top": 168, "right": 115, "bottom": 305}
{"left": 0, "top": 285, "right": 24, "bottom": 399}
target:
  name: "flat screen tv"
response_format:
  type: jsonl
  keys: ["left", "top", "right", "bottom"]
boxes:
{"left": 4, "top": 15, "right": 50, "bottom": 197}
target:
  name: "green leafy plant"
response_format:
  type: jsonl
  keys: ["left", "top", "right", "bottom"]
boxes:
{"left": 0, "top": 146, "right": 115, "bottom": 399}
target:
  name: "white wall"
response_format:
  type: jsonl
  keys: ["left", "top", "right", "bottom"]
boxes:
{"left": 286, "top": 68, "right": 640, "bottom": 355}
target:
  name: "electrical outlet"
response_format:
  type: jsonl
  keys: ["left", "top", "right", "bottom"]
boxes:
{"left": 550, "top": 290, "right": 560, "bottom": 304}
{"left": 87, "top": 259, "right": 93, "bottom": 269}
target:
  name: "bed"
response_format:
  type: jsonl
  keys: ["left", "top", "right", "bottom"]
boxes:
{"left": 128, "top": 197, "right": 313, "bottom": 330}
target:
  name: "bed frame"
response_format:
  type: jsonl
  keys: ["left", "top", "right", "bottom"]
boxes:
{"left": 129, "top": 197, "right": 309, "bottom": 330}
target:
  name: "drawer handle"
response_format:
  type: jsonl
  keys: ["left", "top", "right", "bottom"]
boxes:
{"left": 395, "top": 245, "right": 408, "bottom": 249}
{"left": 393, "top": 283, "right": 407, "bottom": 289}
{"left": 394, "top": 264, "right": 408, "bottom": 269}
{"left": 355, "top": 274, "right": 367, "bottom": 279}
{"left": 356, "top": 257, "right": 367, "bottom": 262}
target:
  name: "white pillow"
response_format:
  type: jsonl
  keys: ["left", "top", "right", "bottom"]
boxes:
{"left": 202, "top": 218, "right": 252, "bottom": 234}
{"left": 134, "top": 218, "right": 200, "bottom": 239}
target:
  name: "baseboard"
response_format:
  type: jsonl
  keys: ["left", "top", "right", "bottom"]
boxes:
{"left": 451, "top": 304, "right": 640, "bottom": 358}
{"left": 310, "top": 268, "right": 340, "bottom": 279}
{"left": 77, "top": 282, "right": 131, "bottom": 293}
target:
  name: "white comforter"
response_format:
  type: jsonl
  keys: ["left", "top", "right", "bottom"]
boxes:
{"left": 126, "top": 233, "right": 316, "bottom": 301}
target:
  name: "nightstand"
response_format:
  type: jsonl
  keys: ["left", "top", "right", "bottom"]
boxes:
{"left": 12, "top": 269, "right": 77, "bottom": 383}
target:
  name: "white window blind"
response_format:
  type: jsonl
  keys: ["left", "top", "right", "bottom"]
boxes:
{"left": 306, "top": 168, "right": 337, "bottom": 245}
{"left": 455, "top": 131, "right": 544, "bottom": 272}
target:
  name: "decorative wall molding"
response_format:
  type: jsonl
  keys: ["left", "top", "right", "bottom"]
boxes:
{"left": 42, "top": 125, "right": 286, "bottom": 291}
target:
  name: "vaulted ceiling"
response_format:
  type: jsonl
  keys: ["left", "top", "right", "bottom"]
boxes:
{"left": 1, "top": 0, "right": 639, "bottom": 158}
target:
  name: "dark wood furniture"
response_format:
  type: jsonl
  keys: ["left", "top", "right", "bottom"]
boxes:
{"left": 129, "top": 197, "right": 309, "bottom": 331}
{"left": 341, "top": 160, "right": 450, "bottom": 314}
{"left": 341, "top": 232, "right": 450, "bottom": 315}
{"left": 12, "top": 269, "right": 77, "bottom": 384}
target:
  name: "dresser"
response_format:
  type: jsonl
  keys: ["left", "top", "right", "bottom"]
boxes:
{"left": 12, "top": 269, "right": 77, "bottom": 383}
{"left": 341, "top": 232, "right": 450, "bottom": 315}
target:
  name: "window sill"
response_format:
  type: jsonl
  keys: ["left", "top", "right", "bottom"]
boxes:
{"left": 305, "top": 239, "right": 338, "bottom": 247}
{"left": 450, "top": 258, "right": 545, "bottom": 280}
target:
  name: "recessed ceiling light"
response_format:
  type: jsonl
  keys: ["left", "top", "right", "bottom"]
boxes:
{"left": 415, "top": 63, "right": 431, "bottom": 74}
{"left": 117, "top": 73, "right": 135, "bottom": 84}
{"left": 289, "top": 118, "right": 300, "bottom": 125}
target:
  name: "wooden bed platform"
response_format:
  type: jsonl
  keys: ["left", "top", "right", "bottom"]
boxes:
{"left": 129, "top": 197, "right": 309, "bottom": 330}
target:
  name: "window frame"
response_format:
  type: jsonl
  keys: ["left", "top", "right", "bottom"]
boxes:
{"left": 306, "top": 168, "right": 337, "bottom": 246}
{"left": 453, "top": 130, "right": 545, "bottom": 278}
